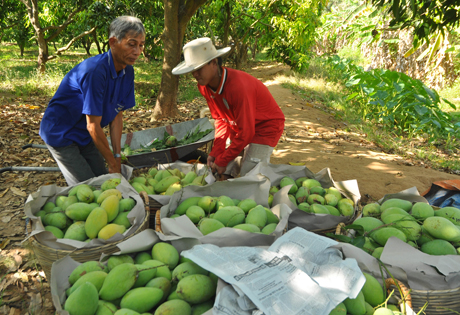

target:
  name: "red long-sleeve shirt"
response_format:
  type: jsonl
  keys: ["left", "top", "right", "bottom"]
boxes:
{"left": 198, "top": 67, "right": 285, "bottom": 167}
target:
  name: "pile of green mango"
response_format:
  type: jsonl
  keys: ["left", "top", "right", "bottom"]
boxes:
{"left": 330, "top": 272, "right": 403, "bottom": 315}
{"left": 130, "top": 167, "right": 208, "bottom": 196}
{"left": 63, "top": 241, "right": 216, "bottom": 315}
{"left": 170, "top": 195, "right": 280, "bottom": 235}
{"left": 35, "top": 178, "right": 136, "bottom": 242}
{"left": 269, "top": 176, "right": 355, "bottom": 217}
{"left": 350, "top": 198, "right": 460, "bottom": 257}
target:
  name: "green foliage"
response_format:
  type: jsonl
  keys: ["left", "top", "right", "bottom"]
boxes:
{"left": 123, "top": 127, "right": 213, "bottom": 155}
{"left": 325, "top": 55, "right": 460, "bottom": 140}
{"left": 367, "top": 0, "right": 460, "bottom": 44}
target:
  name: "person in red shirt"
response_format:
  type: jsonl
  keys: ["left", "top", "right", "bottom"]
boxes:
{"left": 172, "top": 37, "right": 285, "bottom": 179}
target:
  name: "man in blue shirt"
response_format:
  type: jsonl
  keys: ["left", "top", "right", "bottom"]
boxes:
{"left": 39, "top": 16, "right": 145, "bottom": 185}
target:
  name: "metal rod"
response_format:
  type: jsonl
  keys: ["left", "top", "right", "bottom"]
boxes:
{"left": 22, "top": 144, "right": 48, "bottom": 150}
{"left": 0, "top": 166, "right": 60, "bottom": 174}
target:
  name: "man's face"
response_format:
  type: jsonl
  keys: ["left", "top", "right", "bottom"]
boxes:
{"left": 110, "top": 31, "right": 145, "bottom": 72}
{"left": 192, "top": 61, "right": 218, "bottom": 86}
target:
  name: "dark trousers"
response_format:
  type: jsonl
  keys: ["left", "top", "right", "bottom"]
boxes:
{"left": 46, "top": 142, "right": 108, "bottom": 186}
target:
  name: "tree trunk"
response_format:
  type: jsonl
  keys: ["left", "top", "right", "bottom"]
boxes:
{"left": 37, "top": 31, "right": 48, "bottom": 73}
{"left": 150, "top": 0, "right": 207, "bottom": 121}
{"left": 151, "top": 0, "right": 181, "bottom": 120}
{"left": 19, "top": 43, "right": 25, "bottom": 57}
{"left": 92, "top": 31, "right": 102, "bottom": 54}
{"left": 84, "top": 39, "right": 92, "bottom": 56}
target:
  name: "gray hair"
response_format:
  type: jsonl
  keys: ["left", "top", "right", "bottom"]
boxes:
{"left": 109, "top": 16, "right": 145, "bottom": 41}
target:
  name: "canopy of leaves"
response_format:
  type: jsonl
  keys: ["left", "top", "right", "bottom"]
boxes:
{"left": 368, "top": 0, "right": 460, "bottom": 43}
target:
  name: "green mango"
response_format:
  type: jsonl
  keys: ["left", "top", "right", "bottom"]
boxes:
{"left": 213, "top": 206, "right": 245, "bottom": 227}
{"left": 245, "top": 205, "right": 267, "bottom": 230}
{"left": 44, "top": 212, "right": 67, "bottom": 230}
{"left": 423, "top": 216, "right": 460, "bottom": 242}
{"left": 99, "top": 263, "right": 138, "bottom": 301}
{"left": 261, "top": 223, "right": 277, "bottom": 235}
{"left": 176, "top": 274, "right": 216, "bottom": 304}
{"left": 198, "top": 218, "right": 225, "bottom": 235}
{"left": 95, "top": 300, "right": 117, "bottom": 315}
{"left": 44, "top": 226, "right": 64, "bottom": 239}
{"left": 329, "top": 302, "right": 347, "bottom": 315}
{"left": 64, "top": 282, "right": 99, "bottom": 315}
{"left": 186, "top": 206, "right": 206, "bottom": 224}
{"left": 67, "top": 270, "right": 107, "bottom": 296}
{"left": 353, "top": 217, "right": 384, "bottom": 235}
{"left": 434, "top": 206, "right": 460, "bottom": 226}
{"left": 42, "top": 201, "right": 56, "bottom": 213}
{"left": 153, "top": 299, "right": 191, "bottom": 315}
{"left": 134, "top": 251, "right": 153, "bottom": 265}
{"left": 421, "top": 239, "right": 457, "bottom": 255}
{"left": 362, "top": 203, "right": 381, "bottom": 217}
{"left": 172, "top": 262, "right": 208, "bottom": 283}
{"left": 191, "top": 299, "right": 214, "bottom": 315}
{"left": 362, "top": 272, "right": 385, "bottom": 307}
{"left": 233, "top": 223, "right": 260, "bottom": 233}
{"left": 119, "top": 198, "right": 136, "bottom": 212}
{"left": 64, "top": 221, "right": 87, "bottom": 241}
{"left": 343, "top": 291, "right": 366, "bottom": 315}
{"left": 370, "top": 227, "right": 407, "bottom": 246}
{"left": 145, "top": 277, "right": 172, "bottom": 303}
{"left": 120, "top": 287, "right": 164, "bottom": 313}
{"left": 237, "top": 199, "right": 258, "bottom": 214}
{"left": 152, "top": 242, "right": 180, "bottom": 270}
{"left": 68, "top": 260, "right": 108, "bottom": 285}
{"left": 132, "top": 264, "right": 158, "bottom": 288}
{"left": 175, "top": 197, "right": 202, "bottom": 215}
{"left": 107, "top": 254, "right": 135, "bottom": 271}
{"left": 380, "top": 198, "right": 412, "bottom": 212}
{"left": 143, "top": 260, "right": 172, "bottom": 280}
{"left": 410, "top": 202, "right": 434, "bottom": 220}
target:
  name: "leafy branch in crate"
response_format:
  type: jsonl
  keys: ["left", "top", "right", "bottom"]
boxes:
{"left": 122, "top": 126, "right": 213, "bottom": 156}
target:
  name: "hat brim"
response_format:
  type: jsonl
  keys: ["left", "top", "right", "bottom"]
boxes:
{"left": 172, "top": 47, "right": 231, "bottom": 75}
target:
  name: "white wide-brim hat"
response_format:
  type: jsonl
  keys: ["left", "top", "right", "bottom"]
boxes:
{"left": 172, "top": 37, "right": 231, "bottom": 75}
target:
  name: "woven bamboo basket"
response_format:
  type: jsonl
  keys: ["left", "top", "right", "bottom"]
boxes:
{"left": 29, "top": 191, "right": 150, "bottom": 280}
{"left": 148, "top": 197, "right": 163, "bottom": 229}
{"left": 155, "top": 210, "right": 162, "bottom": 233}
{"left": 406, "top": 286, "right": 460, "bottom": 314}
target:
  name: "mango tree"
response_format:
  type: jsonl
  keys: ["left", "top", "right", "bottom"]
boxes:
{"left": 18, "top": 0, "right": 98, "bottom": 72}
{"left": 151, "top": 0, "right": 207, "bottom": 120}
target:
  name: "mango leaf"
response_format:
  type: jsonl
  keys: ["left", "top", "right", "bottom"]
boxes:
{"left": 383, "top": 38, "right": 400, "bottom": 44}
{"left": 325, "top": 233, "right": 352, "bottom": 243}
{"left": 414, "top": 105, "right": 428, "bottom": 116}
{"left": 427, "top": 31, "right": 443, "bottom": 66}
{"left": 346, "top": 92, "right": 359, "bottom": 100}
{"left": 351, "top": 236, "right": 366, "bottom": 248}
{"left": 442, "top": 98, "right": 457, "bottom": 110}
{"left": 344, "top": 224, "right": 364, "bottom": 233}
{"left": 345, "top": 77, "right": 361, "bottom": 87}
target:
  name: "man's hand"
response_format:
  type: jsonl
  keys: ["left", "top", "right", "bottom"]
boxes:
{"left": 109, "top": 156, "right": 122, "bottom": 174}
{"left": 87, "top": 114, "right": 121, "bottom": 174}
{"left": 207, "top": 155, "right": 215, "bottom": 168}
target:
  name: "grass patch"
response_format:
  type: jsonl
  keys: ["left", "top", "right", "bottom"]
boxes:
{"left": 277, "top": 56, "right": 460, "bottom": 173}
{"left": 0, "top": 43, "right": 199, "bottom": 108}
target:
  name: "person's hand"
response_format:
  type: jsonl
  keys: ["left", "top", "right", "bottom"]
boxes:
{"left": 207, "top": 155, "right": 215, "bottom": 168}
{"left": 108, "top": 157, "right": 121, "bottom": 174}
{"left": 212, "top": 163, "right": 226, "bottom": 175}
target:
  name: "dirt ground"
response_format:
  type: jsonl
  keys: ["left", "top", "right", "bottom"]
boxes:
{"left": 0, "top": 62, "right": 459, "bottom": 314}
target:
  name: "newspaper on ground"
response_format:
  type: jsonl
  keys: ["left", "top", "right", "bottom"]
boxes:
{"left": 181, "top": 227, "right": 366, "bottom": 315}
